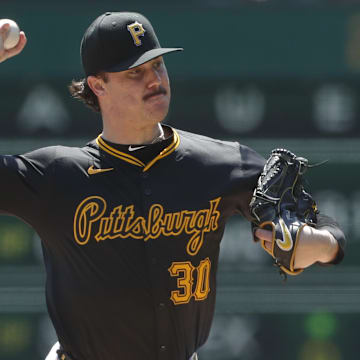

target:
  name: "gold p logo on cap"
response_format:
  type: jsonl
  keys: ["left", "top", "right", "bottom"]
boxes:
{"left": 127, "top": 21, "right": 146, "bottom": 46}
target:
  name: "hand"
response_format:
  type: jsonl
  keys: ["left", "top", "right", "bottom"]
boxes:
{"left": 0, "top": 23, "right": 27, "bottom": 63}
{"left": 255, "top": 226, "right": 339, "bottom": 269}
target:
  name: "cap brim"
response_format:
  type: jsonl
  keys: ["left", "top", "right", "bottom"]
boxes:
{"left": 106, "top": 47, "right": 183, "bottom": 73}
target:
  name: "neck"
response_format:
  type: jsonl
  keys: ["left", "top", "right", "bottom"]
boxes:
{"left": 102, "top": 122, "right": 164, "bottom": 145}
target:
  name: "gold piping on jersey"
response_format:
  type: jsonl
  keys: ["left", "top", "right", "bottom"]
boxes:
{"left": 143, "top": 130, "right": 180, "bottom": 172}
{"left": 73, "top": 196, "right": 221, "bottom": 256}
{"left": 95, "top": 129, "right": 180, "bottom": 171}
{"left": 96, "top": 136, "right": 145, "bottom": 167}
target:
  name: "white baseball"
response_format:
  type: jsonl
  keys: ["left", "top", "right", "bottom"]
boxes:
{"left": 0, "top": 19, "right": 20, "bottom": 50}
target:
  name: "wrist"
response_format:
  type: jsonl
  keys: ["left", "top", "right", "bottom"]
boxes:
{"left": 294, "top": 226, "right": 339, "bottom": 269}
{"left": 317, "top": 229, "right": 339, "bottom": 264}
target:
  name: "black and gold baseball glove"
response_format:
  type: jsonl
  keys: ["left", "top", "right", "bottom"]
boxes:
{"left": 250, "top": 148, "right": 318, "bottom": 276}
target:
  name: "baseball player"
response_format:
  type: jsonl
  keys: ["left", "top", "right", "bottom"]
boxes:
{"left": 0, "top": 12, "right": 345, "bottom": 360}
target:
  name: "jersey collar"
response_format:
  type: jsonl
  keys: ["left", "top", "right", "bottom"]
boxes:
{"left": 96, "top": 128, "right": 180, "bottom": 172}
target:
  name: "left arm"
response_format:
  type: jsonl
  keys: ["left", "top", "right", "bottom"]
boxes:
{"left": 249, "top": 148, "right": 346, "bottom": 273}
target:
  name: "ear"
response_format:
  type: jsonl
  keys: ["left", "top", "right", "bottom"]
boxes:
{"left": 87, "top": 76, "right": 106, "bottom": 96}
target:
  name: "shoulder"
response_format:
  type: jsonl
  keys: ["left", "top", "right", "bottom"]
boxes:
{"left": 175, "top": 128, "right": 265, "bottom": 168}
{"left": 176, "top": 128, "right": 238, "bottom": 149}
{"left": 17, "top": 143, "right": 94, "bottom": 171}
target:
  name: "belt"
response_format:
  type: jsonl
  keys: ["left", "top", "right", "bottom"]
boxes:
{"left": 56, "top": 345, "right": 198, "bottom": 360}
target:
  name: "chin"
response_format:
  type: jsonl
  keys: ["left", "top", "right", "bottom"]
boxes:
{"left": 145, "top": 100, "right": 170, "bottom": 122}
{"left": 147, "top": 109, "right": 169, "bottom": 124}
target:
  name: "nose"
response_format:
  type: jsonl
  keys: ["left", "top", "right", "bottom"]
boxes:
{"left": 147, "top": 68, "right": 162, "bottom": 88}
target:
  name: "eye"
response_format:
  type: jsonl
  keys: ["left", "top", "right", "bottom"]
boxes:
{"left": 154, "top": 60, "right": 163, "bottom": 69}
{"left": 128, "top": 68, "right": 142, "bottom": 76}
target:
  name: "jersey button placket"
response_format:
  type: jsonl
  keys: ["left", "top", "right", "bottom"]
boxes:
{"left": 141, "top": 171, "right": 149, "bottom": 179}
{"left": 144, "top": 188, "right": 152, "bottom": 196}
{"left": 141, "top": 169, "right": 171, "bottom": 359}
{"left": 141, "top": 171, "right": 152, "bottom": 196}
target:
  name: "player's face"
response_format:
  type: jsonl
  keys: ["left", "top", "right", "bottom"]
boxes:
{"left": 104, "top": 57, "right": 171, "bottom": 126}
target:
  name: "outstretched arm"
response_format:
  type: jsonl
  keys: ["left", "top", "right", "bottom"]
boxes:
{"left": 0, "top": 22, "right": 27, "bottom": 63}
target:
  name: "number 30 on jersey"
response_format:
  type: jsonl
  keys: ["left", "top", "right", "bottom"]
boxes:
{"left": 168, "top": 258, "right": 211, "bottom": 305}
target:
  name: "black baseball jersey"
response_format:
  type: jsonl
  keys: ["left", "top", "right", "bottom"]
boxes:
{"left": 0, "top": 127, "right": 344, "bottom": 360}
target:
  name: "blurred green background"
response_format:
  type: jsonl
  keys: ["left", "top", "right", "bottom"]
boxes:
{"left": 1, "top": 0, "right": 360, "bottom": 359}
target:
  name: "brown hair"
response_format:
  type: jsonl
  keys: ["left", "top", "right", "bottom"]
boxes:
{"left": 68, "top": 72, "right": 108, "bottom": 113}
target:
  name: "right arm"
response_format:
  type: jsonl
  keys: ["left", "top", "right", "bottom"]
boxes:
{"left": 0, "top": 21, "right": 27, "bottom": 63}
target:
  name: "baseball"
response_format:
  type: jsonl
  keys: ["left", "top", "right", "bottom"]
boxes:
{"left": 0, "top": 19, "right": 20, "bottom": 50}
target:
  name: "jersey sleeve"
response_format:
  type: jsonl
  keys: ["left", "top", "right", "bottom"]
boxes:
{"left": 234, "top": 144, "right": 265, "bottom": 220}
{"left": 0, "top": 147, "right": 56, "bottom": 222}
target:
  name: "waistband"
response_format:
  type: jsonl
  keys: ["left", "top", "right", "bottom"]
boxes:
{"left": 56, "top": 346, "right": 198, "bottom": 360}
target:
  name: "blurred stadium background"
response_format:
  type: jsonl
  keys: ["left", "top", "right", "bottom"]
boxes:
{"left": 1, "top": 0, "right": 360, "bottom": 359}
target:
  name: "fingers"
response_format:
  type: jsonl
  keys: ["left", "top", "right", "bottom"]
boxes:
{"left": 0, "top": 22, "right": 10, "bottom": 38}
{"left": 6, "top": 31, "right": 27, "bottom": 57}
{"left": 0, "top": 24, "right": 26, "bottom": 63}
{"left": 254, "top": 228, "right": 273, "bottom": 250}
{"left": 0, "top": 23, "right": 9, "bottom": 59}
{"left": 255, "top": 228, "right": 273, "bottom": 241}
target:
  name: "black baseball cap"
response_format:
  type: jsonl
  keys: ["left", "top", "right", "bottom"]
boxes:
{"left": 81, "top": 11, "right": 183, "bottom": 76}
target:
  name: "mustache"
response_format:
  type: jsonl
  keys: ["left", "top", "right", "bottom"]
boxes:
{"left": 143, "top": 86, "right": 167, "bottom": 101}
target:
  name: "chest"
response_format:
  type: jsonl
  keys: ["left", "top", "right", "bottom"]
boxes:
{"left": 45, "top": 162, "right": 229, "bottom": 257}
